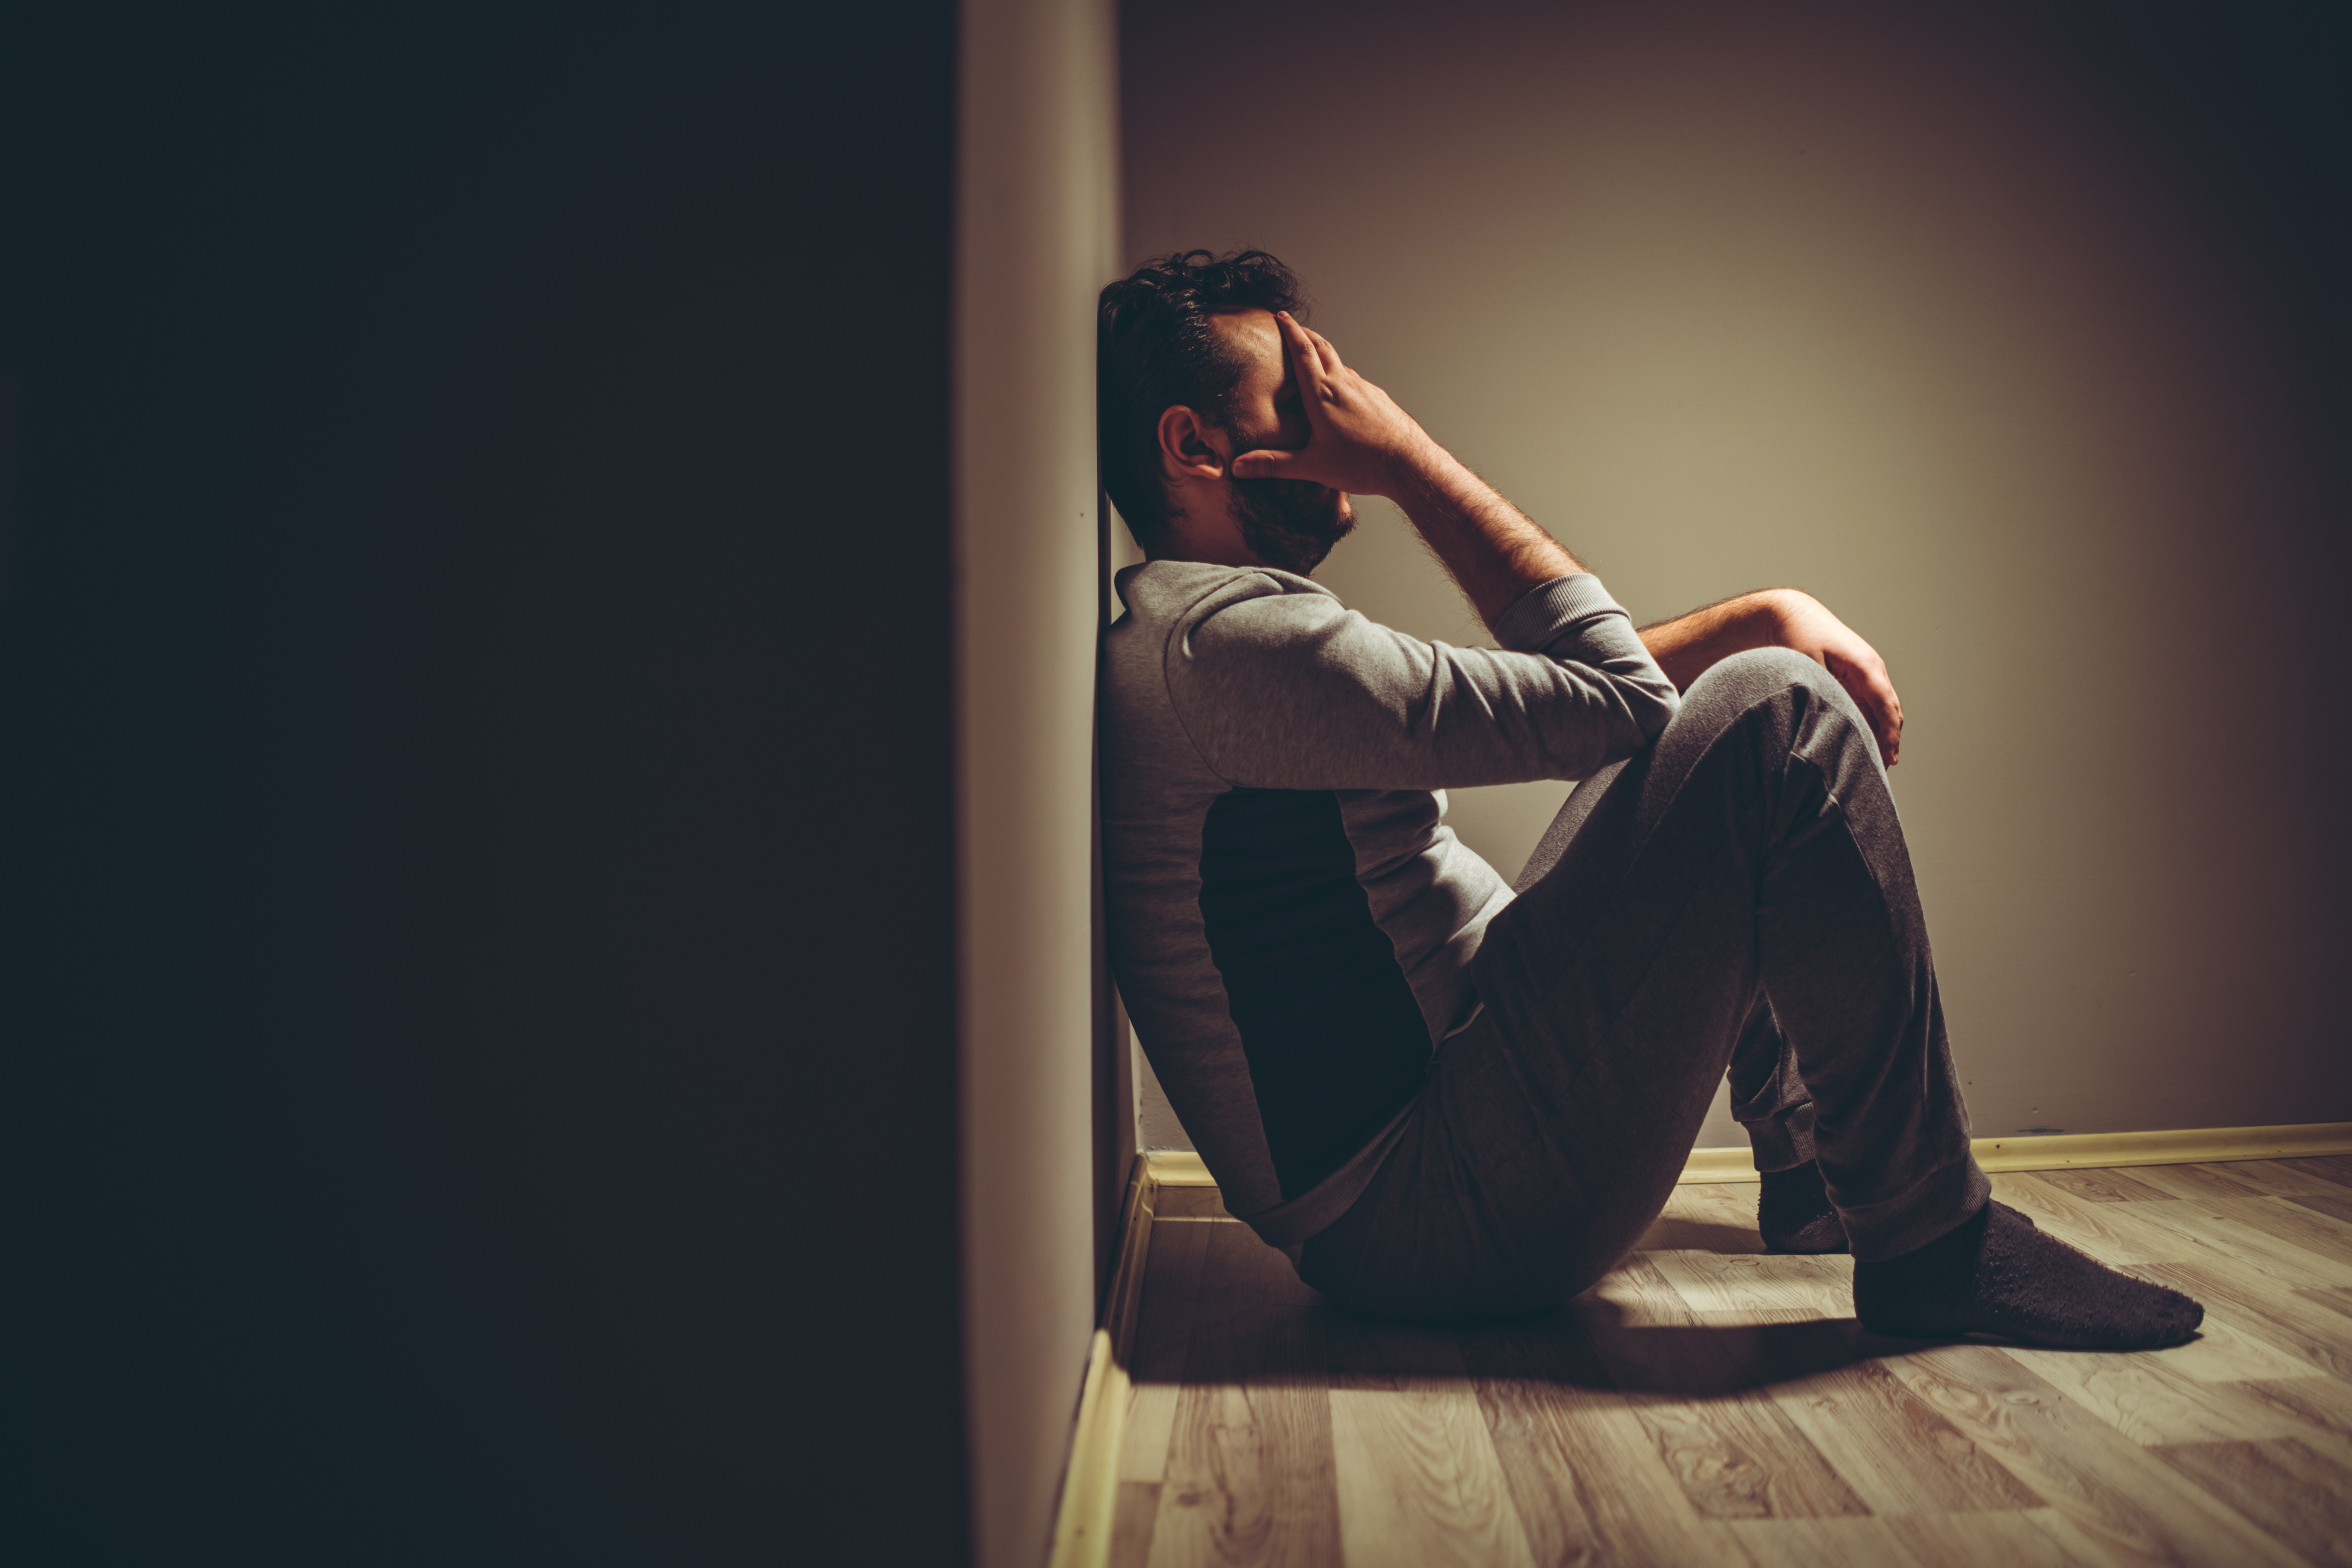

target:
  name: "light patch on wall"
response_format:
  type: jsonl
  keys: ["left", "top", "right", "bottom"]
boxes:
{"left": 1123, "top": 0, "right": 2346, "bottom": 1147}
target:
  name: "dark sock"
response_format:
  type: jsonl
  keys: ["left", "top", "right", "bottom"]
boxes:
{"left": 1758, "top": 1161, "right": 1848, "bottom": 1254}
{"left": 1853, "top": 1200, "right": 2204, "bottom": 1349}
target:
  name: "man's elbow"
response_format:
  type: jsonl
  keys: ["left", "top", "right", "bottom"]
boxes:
{"left": 1632, "top": 680, "right": 1680, "bottom": 744}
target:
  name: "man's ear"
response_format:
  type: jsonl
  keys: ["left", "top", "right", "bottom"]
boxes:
{"left": 1157, "top": 405, "right": 1230, "bottom": 483}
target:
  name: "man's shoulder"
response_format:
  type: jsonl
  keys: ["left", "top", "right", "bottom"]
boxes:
{"left": 1114, "top": 562, "right": 1349, "bottom": 663}
{"left": 1115, "top": 560, "right": 1338, "bottom": 624}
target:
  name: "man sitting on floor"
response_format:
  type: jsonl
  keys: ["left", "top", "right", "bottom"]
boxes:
{"left": 1097, "top": 249, "right": 2200, "bottom": 1348}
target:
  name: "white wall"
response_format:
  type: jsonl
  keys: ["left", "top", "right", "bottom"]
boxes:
{"left": 956, "top": 0, "right": 1119, "bottom": 1562}
{"left": 1124, "top": 0, "right": 2348, "bottom": 1153}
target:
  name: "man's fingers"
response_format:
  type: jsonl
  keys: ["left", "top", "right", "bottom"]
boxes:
{"left": 1864, "top": 664, "right": 1903, "bottom": 766}
{"left": 1850, "top": 684, "right": 1899, "bottom": 768}
{"left": 1278, "top": 312, "right": 1342, "bottom": 382}
{"left": 1231, "top": 446, "right": 1306, "bottom": 480}
{"left": 1275, "top": 311, "right": 1326, "bottom": 390}
{"left": 1865, "top": 676, "right": 1903, "bottom": 766}
{"left": 1824, "top": 647, "right": 1903, "bottom": 768}
{"left": 1302, "top": 322, "right": 1344, "bottom": 376}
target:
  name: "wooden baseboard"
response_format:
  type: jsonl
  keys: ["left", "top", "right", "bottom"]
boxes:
{"left": 1044, "top": 1153, "right": 1154, "bottom": 1568}
{"left": 1683, "top": 1121, "right": 2352, "bottom": 1182}
{"left": 1045, "top": 1121, "right": 2352, "bottom": 1566}
{"left": 1140, "top": 1149, "right": 1214, "bottom": 1186}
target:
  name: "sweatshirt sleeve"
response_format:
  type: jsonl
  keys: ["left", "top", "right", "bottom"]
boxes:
{"left": 1163, "top": 572, "right": 1680, "bottom": 791}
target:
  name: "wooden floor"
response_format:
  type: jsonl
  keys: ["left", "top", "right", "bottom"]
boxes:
{"left": 1108, "top": 1157, "right": 2352, "bottom": 1567}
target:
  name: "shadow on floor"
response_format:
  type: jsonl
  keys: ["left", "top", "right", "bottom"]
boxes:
{"left": 1317, "top": 1279, "right": 1939, "bottom": 1395}
{"left": 1635, "top": 1218, "right": 1764, "bottom": 1254}
{"left": 1470, "top": 1310, "right": 1919, "bottom": 1393}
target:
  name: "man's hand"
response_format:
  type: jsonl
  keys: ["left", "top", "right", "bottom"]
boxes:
{"left": 1232, "top": 311, "right": 1582, "bottom": 628}
{"left": 1641, "top": 588, "right": 1905, "bottom": 766}
{"left": 1229, "top": 312, "right": 1437, "bottom": 496}
{"left": 1775, "top": 593, "right": 1904, "bottom": 767}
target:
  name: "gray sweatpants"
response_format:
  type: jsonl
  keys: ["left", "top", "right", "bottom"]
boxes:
{"left": 1297, "top": 647, "right": 1991, "bottom": 1320}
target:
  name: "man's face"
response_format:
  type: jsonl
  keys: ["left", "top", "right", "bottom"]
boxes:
{"left": 1206, "top": 309, "right": 1355, "bottom": 574}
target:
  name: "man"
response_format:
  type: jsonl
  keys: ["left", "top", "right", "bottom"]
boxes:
{"left": 1098, "top": 249, "right": 2200, "bottom": 1346}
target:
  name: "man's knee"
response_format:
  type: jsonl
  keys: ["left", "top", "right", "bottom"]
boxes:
{"left": 1682, "top": 646, "right": 1840, "bottom": 718}
{"left": 1665, "top": 646, "right": 1871, "bottom": 766}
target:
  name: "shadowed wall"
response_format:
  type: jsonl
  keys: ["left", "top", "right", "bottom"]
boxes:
{"left": 1122, "top": 0, "right": 2348, "bottom": 1147}
{"left": 3, "top": 6, "right": 969, "bottom": 1562}
{"left": 958, "top": 0, "right": 1122, "bottom": 1563}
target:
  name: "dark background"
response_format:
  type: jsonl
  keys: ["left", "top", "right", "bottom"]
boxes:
{"left": 2, "top": 4, "right": 964, "bottom": 1564}
{"left": 1976, "top": 0, "right": 2348, "bottom": 525}
{"left": 2, "top": 2, "right": 2342, "bottom": 1565}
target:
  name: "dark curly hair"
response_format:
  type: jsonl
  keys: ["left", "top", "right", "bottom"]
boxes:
{"left": 1097, "top": 249, "right": 1306, "bottom": 552}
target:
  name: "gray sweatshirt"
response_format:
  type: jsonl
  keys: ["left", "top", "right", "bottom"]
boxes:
{"left": 1101, "top": 562, "right": 1680, "bottom": 1246}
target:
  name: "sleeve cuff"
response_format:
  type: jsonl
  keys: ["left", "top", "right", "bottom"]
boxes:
{"left": 1490, "top": 573, "right": 1629, "bottom": 654}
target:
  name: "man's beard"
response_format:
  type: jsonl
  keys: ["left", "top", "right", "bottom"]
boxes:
{"left": 1225, "top": 472, "right": 1355, "bottom": 575}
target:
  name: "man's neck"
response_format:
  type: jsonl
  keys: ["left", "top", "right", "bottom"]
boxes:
{"left": 1152, "top": 493, "right": 1266, "bottom": 570}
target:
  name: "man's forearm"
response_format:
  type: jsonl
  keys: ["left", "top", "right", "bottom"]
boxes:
{"left": 1640, "top": 587, "right": 1906, "bottom": 765}
{"left": 1387, "top": 446, "right": 1583, "bottom": 630}
{"left": 1638, "top": 589, "right": 1798, "bottom": 691}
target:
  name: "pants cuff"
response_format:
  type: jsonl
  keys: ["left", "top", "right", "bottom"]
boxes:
{"left": 1737, "top": 1100, "right": 1817, "bottom": 1174}
{"left": 1827, "top": 1151, "right": 1992, "bottom": 1262}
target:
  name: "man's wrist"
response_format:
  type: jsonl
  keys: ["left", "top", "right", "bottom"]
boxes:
{"left": 1373, "top": 433, "right": 1454, "bottom": 502}
{"left": 1754, "top": 588, "right": 1814, "bottom": 646}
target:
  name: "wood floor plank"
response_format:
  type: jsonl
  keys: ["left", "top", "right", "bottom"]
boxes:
{"left": 1632, "top": 1395, "right": 1872, "bottom": 1522}
{"left": 1141, "top": 1217, "right": 1221, "bottom": 1310}
{"left": 1646, "top": 1184, "right": 1770, "bottom": 1256}
{"left": 2297, "top": 1285, "right": 2352, "bottom": 1323}
{"left": 1572, "top": 1268, "right": 1791, "bottom": 1399}
{"left": 2125, "top": 1162, "right": 2285, "bottom": 1202}
{"left": 1877, "top": 1343, "right": 2308, "bottom": 1567}
{"left": 2007, "top": 1185, "right": 2352, "bottom": 1294}
{"left": 2104, "top": 1289, "right": 2317, "bottom": 1385}
{"left": 1572, "top": 1291, "right": 1869, "bottom": 1522}
{"left": 2183, "top": 1158, "right": 2352, "bottom": 1198}
{"left": 2229, "top": 1378, "right": 2352, "bottom": 1469}
{"left": 1113, "top": 1481, "right": 1161, "bottom": 1567}
{"left": 1152, "top": 1307, "right": 1341, "bottom": 1568}
{"left": 1648, "top": 1247, "right": 1852, "bottom": 1318}
{"left": 1660, "top": 1181, "right": 1759, "bottom": 1212}
{"left": 2194, "top": 1193, "right": 2352, "bottom": 1264}
{"left": 1695, "top": 1310, "right": 1900, "bottom": 1390}
{"left": 2270, "top": 1155, "right": 2352, "bottom": 1194}
{"left": 2134, "top": 1261, "right": 2352, "bottom": 1378}
{"left": 2150, "top": 1438, "right": 2352, "bottom": 1568}
{"left": 1768, "top": 1353, "right": 2044, "bottom": 1516}
{"left": 1194, "top": 1220, "right": 1324, "bottom": 1307}
{"left": 1724, "top": 1515, "right": 1934, "bottom": 1568}
{"left": 1329, "top": 1387, "right": 1538, "bottom": 1568}
{"left": 1178, "top": 1302, "right": 1332, "bottom": 1387}
{"left": 2283, "top": 1188, "right": 2352, "bottom": 1229}
{"left": 1460, "top": 1322, "right": 1758, "bottom": 1568}
{"left": 1125, "top": 1217, "right": 1218, "bottom": 1483}
{"left": 2000, "top": 1343, "right": 2342, "bottom": 1448}
{"left": 2034, "top": 1167, "right": 2179, "bottom": 1204}
{"left": 1580, "top": 1253, "right": 1716, "bottom": 1329}
{"left": 1885, "top": 1508, "right": 2119, "bottom": 1568}
{"left": 1324, "top": 1314, "right": 1471, "bottom": 1394}
{"left": 2116, "top": 1196, "right": 2352, "bottom": 1288}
